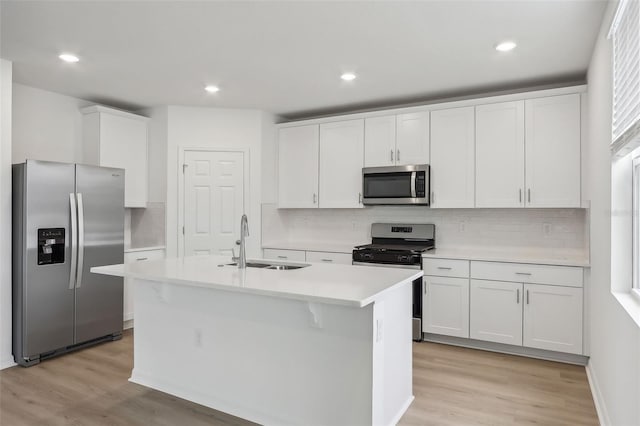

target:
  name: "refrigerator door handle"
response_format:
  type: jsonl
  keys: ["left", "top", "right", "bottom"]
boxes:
{"left": 76, "top": 193, "right": 85, "bottom": 289}
{"left": 69, "top": 193, "right": 78, "bottom": 290}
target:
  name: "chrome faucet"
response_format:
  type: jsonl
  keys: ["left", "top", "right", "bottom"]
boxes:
{"left": 236, "top": 214, "right": 249, "bottom": 269}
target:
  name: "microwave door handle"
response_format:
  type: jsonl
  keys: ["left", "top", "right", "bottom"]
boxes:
{"left": 410, "top": 171, "right": 417, "bottom": 198}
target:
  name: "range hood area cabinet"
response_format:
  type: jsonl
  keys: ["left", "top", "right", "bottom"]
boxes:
{"left": 82, "top": 105, "right": 149, "bottom": 208}
{"left": 278, "top": 119, "right": 364, "bottom": 209}
{"left": 363, "top": 112, "right": 430, "bottom": 167}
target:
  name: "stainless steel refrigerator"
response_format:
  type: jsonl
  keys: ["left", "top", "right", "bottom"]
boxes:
{"left": 12, "top": 160, "right": 124, "bottom": 366}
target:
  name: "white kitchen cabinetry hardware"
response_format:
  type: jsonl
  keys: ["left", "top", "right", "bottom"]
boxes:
{"left": 364, "top": 112, "right": 429, "bottom": 168}
{"left": 470, "top": 261, "right": 583, "bottom": 287}
{"left": 467, "top": 260, "right": 583, "bottom": 355}
{"left": 82, "top": 105, "right": 149, "bottom": 208}
{"left": 123, "top": 248, "right": 165, "bottom": 323}
{"left": 422, "top": 258, "right": 470, "bottom": 338}
{"left": 470, "top": 279, "right": 523, "bottom": 345}
{"left": 278, "top": 125, "right": 319, "bottom": 208}
{"left": 305, "top": 251, "right": 352, "bottom": 265}
{"left": 263, "top": 248, "right": 307, "bottom": 262}
{"left": 525, "top": 94, "right": 581, "bottom": 208}
{"left": 523, "top": 283, "right": 583, "bottom": 354}
{"left": 423, "top": 276, "right": 470, "bottom": 338}
{"left": 396, "top": 112, "right": 430, "bottom": 165}
{"left": 422, "top": 258, "right": 469, "bottom": 278}
{"left": 364, "top": 115, "right": 396, "bottom": 167}
{"left": 319, "top": 120, "right": 364, "bottom": 208}
{"left": 475, "top": 101, "right": 525, "bottom": 208}
{"left": 430, "top": 106, "right": 475, "bottom": 208}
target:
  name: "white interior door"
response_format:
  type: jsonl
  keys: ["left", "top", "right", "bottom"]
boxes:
{"left": 184, "top": 151, "right": 244, "bottom": 257}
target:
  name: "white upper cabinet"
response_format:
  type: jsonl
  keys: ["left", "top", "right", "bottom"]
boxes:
{"left": 475, "top": 101, "right": 525, "bottom": 208}
{"left": 396, "top": 112, "right": 430, "bottom": 166}
{"left": 82, "top": 106, "right": 149, "bottom": 208}
{"left": 319, "top": 120, "right": 364, "bottom": 208}
{"left": 364, "top": 112, "right": 429, "bottom": 168}
{"left": 364, "top": 115, "right": 396, "bottom": 167}
{"left": 525, "top": 94, "right": 581, "bottom": 208}
{"left": 430, "top": 106, "right": 475, "bottom": 208}
{"left": 278, "top": 125, "right": 319, "bottom": 208}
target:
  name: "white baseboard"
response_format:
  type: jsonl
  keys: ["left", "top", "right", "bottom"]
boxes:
{"left": 123, "top": 319, "right": 134, "bottom": 330}
{"left": 0, "top": 358, "right": 16, "bottom": 370}
{"left": 586, "top": 362, "right": 610, "bottom": 426}
{"left": 388, "top": 395, "right": 414, "bottom": 426}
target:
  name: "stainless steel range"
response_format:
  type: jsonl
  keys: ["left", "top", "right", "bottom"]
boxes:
{"left": 353, "top": 223, "right": 435, "bottom": 341}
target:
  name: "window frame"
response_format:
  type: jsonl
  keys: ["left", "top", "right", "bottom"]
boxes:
{"left": 633, "top": 155, "right": 640, "bottom": 300}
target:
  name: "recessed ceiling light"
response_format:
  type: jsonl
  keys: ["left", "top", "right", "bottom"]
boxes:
{"left": 59, "top": 53, "right": 80, "bottom": 63}
{"left": 495, "top": 41, "right": 517, "bottom": 52}
{"left": 204, "top": 85, "right": 220, "bottom": 93}
{"left": 341, "top": 73, "right": 357, "bottom": 81}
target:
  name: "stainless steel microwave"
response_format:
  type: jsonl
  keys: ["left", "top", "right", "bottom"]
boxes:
{"left": 362, "top": 164, "right": 430, "bottom": 205}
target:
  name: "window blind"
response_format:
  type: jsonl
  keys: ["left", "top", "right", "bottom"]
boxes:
{"left": 612, "top": 0, "right": 640, "bottom": 147}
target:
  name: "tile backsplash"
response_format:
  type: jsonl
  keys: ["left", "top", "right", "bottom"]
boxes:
{"left": 262, "top": 203, "right": 588, "bottom": 254}
{"left": 128, "top": 202, "right": 166, "bottom": 248}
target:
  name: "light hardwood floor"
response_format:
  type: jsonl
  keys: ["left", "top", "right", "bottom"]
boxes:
{"left": 0, "top": 330, "right": 598, "bottom": 425}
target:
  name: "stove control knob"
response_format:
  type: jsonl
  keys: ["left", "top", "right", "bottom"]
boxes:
{"left": 363, "top": 253, "right": 373, "bottom": 259}
{"left": 398, "top": 255, "right": 409, "bottom": 262}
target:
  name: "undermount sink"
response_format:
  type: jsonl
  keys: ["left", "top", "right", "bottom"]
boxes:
{"left": 224, "top": 261, "right": 310, "bottom": 270}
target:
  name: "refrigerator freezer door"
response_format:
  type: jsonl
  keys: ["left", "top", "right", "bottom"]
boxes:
{"left": 19, "top": 160, "right": 76, "bottom": 358}
{"left": 74, "top": 164, "right": 124, "bottom": 343}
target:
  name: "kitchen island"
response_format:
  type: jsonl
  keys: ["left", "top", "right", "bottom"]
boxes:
{"left": 91, "top": 255, "right": 422, "bottom": 426}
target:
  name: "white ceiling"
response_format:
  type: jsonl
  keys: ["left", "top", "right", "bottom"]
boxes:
{"left": 1, "top": 1, "right": 607, "bottom": 119}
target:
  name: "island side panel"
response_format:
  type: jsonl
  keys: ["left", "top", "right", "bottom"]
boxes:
{"left": 130, "top": 278, "right": 375, "bottom": 426}
{"left": 371, "top": 281, "right": 414, "bottom": 426}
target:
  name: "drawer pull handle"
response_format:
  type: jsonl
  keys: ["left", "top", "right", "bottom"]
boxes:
{"left": 516, "top": 288, "right": 520, "bottom": 304}
{"left": 437, "top": 267, "right": 452, "bottom": 270}
{"left": 136, "top": 257, "right": 148, "bottom": 261}
{"left": 321, "top": 259, "right": 333, "bottom": 262}
{"left": 515, "top": 272, "right": 532, "bottom": 276}
{"left": 277, "top": 255, "right": 288, "bottom": 259}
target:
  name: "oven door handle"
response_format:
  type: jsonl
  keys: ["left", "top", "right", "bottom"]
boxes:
{"left": 352, "top": 261, "right": 421, "bottom": 270}
{"left": 410, "top": 171, "right": 417, "bottom": 198}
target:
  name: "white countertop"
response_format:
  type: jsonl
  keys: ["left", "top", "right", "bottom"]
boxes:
{"left": 92, "top": 255, "right": 422, "bottom": 308}
{"left": 422, "top": 248, "right": 590, "bottom": 267}
{"left": 262, "top": 241, "right": 363, "bottom": 254}
{"left": 124, "top": 245, "right": 166, "bottom": 253}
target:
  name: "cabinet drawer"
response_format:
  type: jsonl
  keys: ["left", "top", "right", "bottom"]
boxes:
{"left": 470, "top": 261, "right": 583, "bottom": 287}
{"left": 422, "top": 258, "right": 470, "bottom": 278}
{"left": 263, "top": 248, "right": 306, "bottom": 262}
{"left": 306, "top": 251, "right": 352, "bottom": 265}
{"left": 124, "top": 249, "right": 165, "bottom": 263}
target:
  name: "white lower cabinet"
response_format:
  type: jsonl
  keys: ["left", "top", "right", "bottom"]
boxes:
{"left": 263, "top": 248, "right": 306, "bottom": 262}
{"left": 123, "top": 248, "right": 165, "bottom": 323}
{"left": 305, "top": 250, "right": 352, "bottom": 265}
{"left": 523, "top": 283, "right": 583, "bottom": 355}
{"left": 423, "top": 276, "right": 469, "bottom": 338}
{"left": 470, "top": 279, "right": 523, "bottom": 345}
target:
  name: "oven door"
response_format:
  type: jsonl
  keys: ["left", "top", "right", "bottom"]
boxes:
{"left": 362, "top": 164, "right": 429, "bottom": 205}
{"left": 352, "top": 261, "right": 423, "bottom": 341}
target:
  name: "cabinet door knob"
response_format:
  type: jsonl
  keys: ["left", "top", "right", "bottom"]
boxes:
{"left": 528, "top": 188, "right": 531, "bottom": 203}
{"left": 516, "top": 288, "right": 520, "bottom": 304}
{"left": 519, "top": 189, "right": 522, "bottom": 203}
{"left": 313, "top": 193, "right": 317, "bottom": 204}
{"left": 397, "top": 149, "right": 400, "bottom": 162}
{"left": 526, "top": 289, "right": 530, "bottom": 304}
{"left": 390, "top": 149, "right": 394, "bottom": 162}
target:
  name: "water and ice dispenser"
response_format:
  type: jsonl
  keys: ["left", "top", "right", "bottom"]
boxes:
{"left": 37, "top": 228, "right": 65, "bottom": 265}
